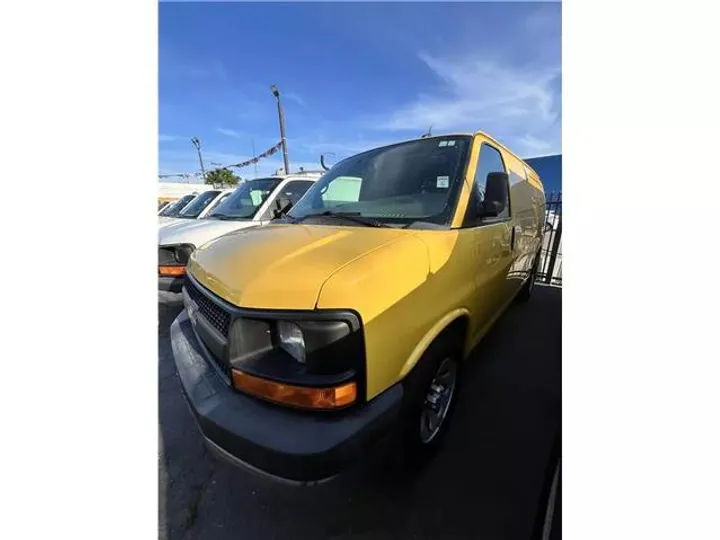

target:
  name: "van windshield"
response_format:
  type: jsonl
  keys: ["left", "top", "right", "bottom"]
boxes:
{"left": 207, "top": 178, "right": 281, "bottom": 220}
{"left": 177, "top": 190, "right": 221, "bottom": 218}
{"left": 287, "top": 136, "right": 471, "bottom": 227}
{"left": 159, "top": 194, "right": 196, "bottom": 217}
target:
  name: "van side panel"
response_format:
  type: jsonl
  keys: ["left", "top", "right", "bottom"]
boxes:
{"left": 502, "top": 151, "right": 544, "bottom": 286}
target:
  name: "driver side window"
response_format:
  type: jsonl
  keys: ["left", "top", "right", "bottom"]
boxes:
{"left": 469, "top": 143, "right": 509, "bottom": 223}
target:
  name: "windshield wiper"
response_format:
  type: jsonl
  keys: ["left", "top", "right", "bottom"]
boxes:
{"left": 402, "top": 220, "right": 447, "bottom": 230}
{"left": 209, "top": 213, "right": 239, "bottom": 221}
{"left": 295, "top": 211, "right": 388, "bottom": 228}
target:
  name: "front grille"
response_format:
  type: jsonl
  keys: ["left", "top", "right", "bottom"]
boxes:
{"left": 184, "top": 278, "right": 232, "bottom": 336}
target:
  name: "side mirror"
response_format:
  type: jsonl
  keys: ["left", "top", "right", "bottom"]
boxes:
{"left": 544, "top": 221, "right": 554, "bottom": 233}
{"left": 480, "top": 200, "right": 501, "bottom": 218}
{"left": 272, "top": 197, "right": 293, "bottom": 219}
{"left": 479, "top": 171, "right": 509, "bottom": 218}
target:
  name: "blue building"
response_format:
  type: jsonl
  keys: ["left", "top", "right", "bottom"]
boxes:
{"left": 525, "top": 154, "right": 562, "bottom": 197}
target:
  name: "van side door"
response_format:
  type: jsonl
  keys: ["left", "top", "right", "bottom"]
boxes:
{"left": 465, "top": 141, "right": 514, "bottom": 322}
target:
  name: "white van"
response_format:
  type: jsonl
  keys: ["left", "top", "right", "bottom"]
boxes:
{"left": 158, "top": 173, "right": 321, "bottom": 292}
{"left": 159, "top": 188, "right": 234, "bottom": 227}
{"left": 157, "top": 193, "right": 198, "bottom": 218}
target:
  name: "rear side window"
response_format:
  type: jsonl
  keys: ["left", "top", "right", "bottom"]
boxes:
{"left": 471, "top": 144, "right": 510, "bottom": 221}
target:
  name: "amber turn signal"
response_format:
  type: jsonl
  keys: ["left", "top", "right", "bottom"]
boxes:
{"left": 159, "top": 265, "right": 186, "bottom": 277}
{"left": 231, "top": 369, "right": 357, "bottom": 410}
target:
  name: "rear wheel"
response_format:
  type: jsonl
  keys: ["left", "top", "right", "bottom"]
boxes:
{"left": 517, "top": 251, "right": 541, "bottom": 302}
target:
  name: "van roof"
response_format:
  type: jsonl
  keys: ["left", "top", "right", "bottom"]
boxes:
{"left": 342, "top": 132, "right": 541, "bottom": 179}
{"left": 255, "top": 172, "right": 322, "bottom": 181}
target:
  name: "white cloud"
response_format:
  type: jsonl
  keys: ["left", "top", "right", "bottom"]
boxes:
{"left": 159, "top": 134, "right": 184, "bottom": 143}
{"left": 524, "top": 5, "right": 562, "bottom": 39}
{"left": 188, "top": 60, "right": 227, "bottom": 81}
{"left": 297, "top": 138, "right": 399, "bottom": 159}
{"left": 517, "top": 134, "right": 555, "bottom": 155}
{"left": 216, "top": 128, "right": 245, "bottom": 138}
{"left": 285, "top": 92, "right": 306, "bottom": 107}
{"left": 372, "top": 51, "right": 561, "bottom": 156}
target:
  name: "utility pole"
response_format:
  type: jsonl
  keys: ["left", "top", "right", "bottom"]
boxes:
{"left": 190, "top": 137, "right": 207, "bottom": 182}
{"left": 270, "top": 84, "right": 290, "bottom": 175}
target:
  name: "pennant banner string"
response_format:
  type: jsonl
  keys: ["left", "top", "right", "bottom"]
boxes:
{"left": 158, "top": 141, "right": 283, "bottom": 180}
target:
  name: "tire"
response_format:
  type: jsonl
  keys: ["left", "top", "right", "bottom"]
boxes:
{"left": 394, "top": 329, "right": 463, "bottom": 474}
{"left": 517, "top": 250, "right": 541, "bottom": 303}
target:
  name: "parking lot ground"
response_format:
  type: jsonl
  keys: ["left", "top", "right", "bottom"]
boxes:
{"left": 159, "top": 284, "right": 561, "bottom": 540}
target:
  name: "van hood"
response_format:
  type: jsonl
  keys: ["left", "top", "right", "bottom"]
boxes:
{"left": 159, "top": 217, "right": 190, "bottom": 228}
{"left": 187, "top": 224, "right": 418, "bottom": 310}
{"left": 158, "top": 218, "right": 260, "bottom": 250}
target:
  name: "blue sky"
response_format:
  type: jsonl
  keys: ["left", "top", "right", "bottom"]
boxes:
{"left": 159, "top": 1, "right": 561, "bottom": 181}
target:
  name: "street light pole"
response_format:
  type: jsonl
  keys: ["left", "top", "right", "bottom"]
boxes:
{"left": 190, "top": 137, "right": 207, "bottom": 183}
{"left": 270, "top": 84, "right": 290, "bottom": 175}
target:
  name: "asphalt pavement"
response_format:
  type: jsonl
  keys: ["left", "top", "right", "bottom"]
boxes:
{"left": 159, "top": 284, "right": 561, "bottom": 540}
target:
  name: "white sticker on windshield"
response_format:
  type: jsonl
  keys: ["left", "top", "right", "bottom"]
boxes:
{"left": 437, "top": 176, "right": 450, "bottom": 188}
{"left": 447, "top": 140, "right": 456, "bottom": 146}
{"left": 438, "top": 141, "right": 448, "bottom": 147}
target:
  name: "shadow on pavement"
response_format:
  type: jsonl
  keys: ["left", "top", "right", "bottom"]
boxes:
{"left": 159, "top": 285, "right": 561, "bottom": 540}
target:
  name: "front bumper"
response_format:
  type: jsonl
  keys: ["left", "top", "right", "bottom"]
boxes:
{"left": 170, "top": 309, "right": 403, "bottom": 484}
{"left": 159, "top": 275, "right": 185, "bottom": 292}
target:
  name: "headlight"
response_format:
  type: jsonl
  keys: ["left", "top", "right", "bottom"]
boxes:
{"left": 226, "top": 314, "right": 364, "bottom": 410}
{"left": 173, "top": 244, "right": 195, "bottom": 265}
{"left": 158, "top": 244, "right": 195, "bottom": 276}
{"left": 277, "top": 321, "right": 305, "bottom": 363}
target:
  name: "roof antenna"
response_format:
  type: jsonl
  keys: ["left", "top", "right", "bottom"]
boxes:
{"left": 421, "top": 125, "right": 433, "bottom": 138}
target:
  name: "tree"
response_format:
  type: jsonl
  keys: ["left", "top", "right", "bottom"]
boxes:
{"left": 206, "top": 168, "right": 240, "bottom": 187}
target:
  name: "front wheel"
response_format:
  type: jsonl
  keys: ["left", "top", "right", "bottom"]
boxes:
{"left": 395, "top": 333, "right": 462, "bottom": 473}
{"left": 418, "top": 356, "right": 458, "bottom": 445}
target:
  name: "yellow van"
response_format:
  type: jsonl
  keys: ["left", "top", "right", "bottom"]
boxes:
{"left": 170, "top": 132, "right": 546, "bottom": 484}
